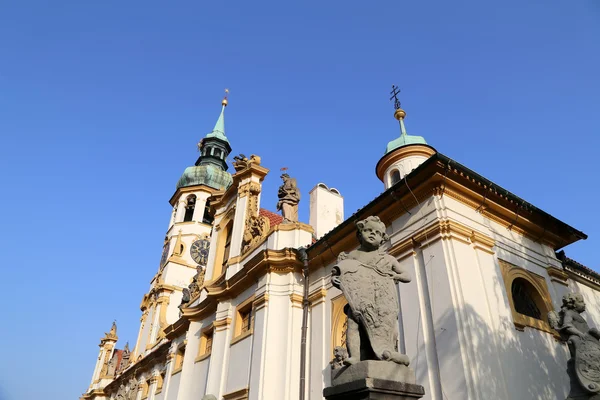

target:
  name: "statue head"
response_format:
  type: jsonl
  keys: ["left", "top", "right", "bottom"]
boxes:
{"left": 281, "top": 173, "right": 290, "bottom": 180}
{"left": 356, "top": 216, "right": 388, "bottom": 249}
{"left": 563, "top": 292, "right": 586, "bottom": 313}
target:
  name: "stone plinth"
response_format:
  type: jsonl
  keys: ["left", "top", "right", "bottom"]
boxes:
{"left": 324, "top": 361, "right": 425, "bottom": 400}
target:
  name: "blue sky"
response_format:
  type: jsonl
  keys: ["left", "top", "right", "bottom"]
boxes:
{"left": 0, "top": 1, "right": 598, "bottom": 399}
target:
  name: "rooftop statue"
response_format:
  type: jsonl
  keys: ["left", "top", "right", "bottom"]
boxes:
{"left": 549, "top": 293, "right": 600, "bottom": 400}
{"left": 331, "top": 216, "right": 411, "bottom": 366}
{"left": 276, "top": 173, "right": 300, "bottom": 222}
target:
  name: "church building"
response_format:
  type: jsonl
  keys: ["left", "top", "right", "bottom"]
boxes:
{"left": 81, "top": 92, "right": 599, "bottom": 400}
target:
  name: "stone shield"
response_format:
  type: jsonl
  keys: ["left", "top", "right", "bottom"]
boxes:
{"left": 334, "top": 258, "right": 399, "bottom": 359}
{"left": 574, "top": 336, "right": 600, "bottom": 394}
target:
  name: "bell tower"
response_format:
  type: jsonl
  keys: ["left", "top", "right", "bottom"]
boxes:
{"left": 131, "top": 92, "right": 234, "bottom": 360}
{"left": 376, "top": 86, "right": 437, "bottom": 189}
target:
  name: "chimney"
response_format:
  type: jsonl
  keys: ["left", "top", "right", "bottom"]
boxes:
{"left": 309, "top": 183, "right": 344, "bottom": 240}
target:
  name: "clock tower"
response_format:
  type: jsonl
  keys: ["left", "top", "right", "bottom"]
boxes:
{"left": 131, "top": 93, "right": 234, "bottom": 360}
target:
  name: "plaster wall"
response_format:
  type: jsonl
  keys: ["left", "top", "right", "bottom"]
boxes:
{"left": 225, "top": 336, "right": 253, "bottom": 394}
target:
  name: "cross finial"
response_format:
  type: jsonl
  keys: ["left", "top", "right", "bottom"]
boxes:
{"left": 390, "top": 85, "right": 401, "bottom": 110}
{"left": 222, "top": 88, "right": 229, "bottom": 107}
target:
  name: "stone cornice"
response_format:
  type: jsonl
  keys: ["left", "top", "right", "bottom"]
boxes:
{"left": 181, "top": 248, "right": 302, "bottom": 321}
{"left": 308, "top": 154, "right": 583, "bottom": 268}
{"left": 168, "top": 184, "right": 219, "bottom": 207}
{"left": 375, "top": 144, "right": 437, "bottom": 181}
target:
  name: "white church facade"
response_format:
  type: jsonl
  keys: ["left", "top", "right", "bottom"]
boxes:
{"left": 81, "top": 94, "right": 598, "bottom": 400}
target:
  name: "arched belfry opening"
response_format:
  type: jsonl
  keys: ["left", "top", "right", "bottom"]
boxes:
{"left": 183, "top": 195, "right": 196, "bottom": 222}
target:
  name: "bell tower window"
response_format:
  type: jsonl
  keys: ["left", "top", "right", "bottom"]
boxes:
{"left": 202, "top": 200, "right": 215, "bottom": 225}
{"left": 183, "top": 195, "right": 196, "bottom": 222}
{"left": 390, "top": 170, "right": 401, "bottom": 186}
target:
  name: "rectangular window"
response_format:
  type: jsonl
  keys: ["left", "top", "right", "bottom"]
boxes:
{"left": 222, "top": 226, "right": 233, "bottom": 268}
{"left": 232, "top": 296, "right": 255, "bottom": 344}
{"left": 196, "top": 325, "right": 214, "bottom": 362}
{"left": 172, "top": 345, "right": 185, "bottom": 374}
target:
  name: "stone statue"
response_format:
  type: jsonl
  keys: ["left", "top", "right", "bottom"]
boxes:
{"left": 241, "top": 214, "right": 271, "bottom": 253}
{"left": 118, "top": 343, "right": 131, "bottom": 373}
{"left": 233, "top": 153, "right": 261, "bottom": 171}
{"left": 549, "top": 293, "right": 600, "bottom": 399}
{"left": 331, "top": 216, "right": 411, "bottom": 366}
{"left": 179, "top": 267, "right": 205, "bottom": 310}
{"left": 127, "top": 377, "right": 139, "bottom": 400}
{"left": 179, "top": 288, "right": 191, "bottom": 309}
{"left": 276, "top": 173, "right": 300, "bottom": 222}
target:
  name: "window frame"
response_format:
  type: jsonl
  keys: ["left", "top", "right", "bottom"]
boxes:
{"left": 232, "top": 295, "right": 255, "bottom": 345}
{"left": 172, "top": 344, "right": 186, "bottom": 375}
{"left": 498, "top": 259, "right": 558, "bottom": 337}
{"left": 195, "top": 324, "right": 215, "bottom": 362}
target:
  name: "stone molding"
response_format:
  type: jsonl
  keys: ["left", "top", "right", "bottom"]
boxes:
{"left": 223, "top": 387, "right": 250, "bottom": 400}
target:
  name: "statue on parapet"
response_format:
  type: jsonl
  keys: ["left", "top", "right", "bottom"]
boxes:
{"left": 276, "top": 173, "right": 300, "bottom": 222}
{"left": 549, "top": 293, "right": 600, "bottom": 400}
{"left": 331, "top": 216, "right": 411, "bottom": 367}
{"left": 232, "top": 153, "right": 262, "bottom": 172}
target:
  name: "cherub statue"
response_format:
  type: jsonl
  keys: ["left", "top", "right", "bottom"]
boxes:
{"left": 549, "top": 292, "right": 600, "bottom": 399}
{"left": 331, "top": 216, "right": 411, "bottom": 366}
{"left": 331, "top": 346, "right": 349, "bottom": 370}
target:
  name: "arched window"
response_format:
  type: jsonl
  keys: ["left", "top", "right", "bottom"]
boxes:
{"left": 390, "top": 170, "right": 401, "bottom": 186}
{"left": 511, "top": 278, "right": 542, "bottom": 320}
{"left": 202, "top": 200, "right": 215, "bottom": 225}
{"left": 214, "top": 149, "right": 222, "bottom": 159}
{"left": 499, "top": 259, "right": 557, "bottom": 337}
{"left": 222, "top": 222, "right": 233, "bottom": 270}
{"left": 183, "top": 195, "right": 196, "bottom": 222}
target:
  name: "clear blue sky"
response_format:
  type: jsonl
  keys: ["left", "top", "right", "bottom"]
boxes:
{"left": 0, "top": 1, "right": 598, "bottom": 399}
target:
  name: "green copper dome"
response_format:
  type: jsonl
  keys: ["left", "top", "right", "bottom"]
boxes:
{"left": 385, "top": 133, "right": 427, "bottom": 154}
{"left": 176, "top": 164, "right": 233, "bottom": 190}
{"left": 384, "top": 112, "right": 427, "bottom": 155}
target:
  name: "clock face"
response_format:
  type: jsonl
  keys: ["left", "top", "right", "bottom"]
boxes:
{"left": 160, "top": 241, "right": 170, "bottom": 268}
{"left": 190, "top": 239, "right": 210, "bottom": 266}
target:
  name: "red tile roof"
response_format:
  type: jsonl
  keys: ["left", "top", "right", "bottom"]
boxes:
{"left": 259, "top": 208, "right": 284, "bottom": 227}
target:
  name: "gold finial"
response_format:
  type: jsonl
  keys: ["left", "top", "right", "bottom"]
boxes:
{"left": 394, "top": 108, "right": 406, "bottom": 121}
{"left": 222, "top": 88, "right": 229, "bottom": 107}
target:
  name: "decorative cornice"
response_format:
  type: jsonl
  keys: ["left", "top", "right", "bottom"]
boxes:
{"left": 376, "top": 144, "right": 437, "bottom": 181}
{"left": 163, "top": 318, "right": 190, "bottom": 340}
{"left": 213, "top": 317, "right": 232, "bottom": 331}
{"left": 253, "top": 292, "right": 269, "bottom": 310}
{"left": 182, "top": 248, "right": 302, "bottom": 321}
{"left": 547, "top": 266, "right": 569, "bottom": 286}
{"left": 290, "top": 293, "right": 304, "bottom": 308}
{"left": 169, "top": 184, "right": 219, "bottom": 207}
{"left": 223, "top": 387, "right": 250, "bottom": 400}
{"left": 308, "top": 288, "right": 328, "bottom": 305}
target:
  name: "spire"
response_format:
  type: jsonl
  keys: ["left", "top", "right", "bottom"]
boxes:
{"left": 205, "top": 89, "right": 229, "bottom": 143}
{"left": 384, "top": 85, "right": 427, "bottom": 155}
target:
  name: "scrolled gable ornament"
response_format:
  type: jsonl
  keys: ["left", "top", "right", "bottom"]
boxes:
{"left": 549, "top": 292, "right": 600, "bottom": 399}
{"left": 331, "top": 216, "right": 411, "bottom": 367}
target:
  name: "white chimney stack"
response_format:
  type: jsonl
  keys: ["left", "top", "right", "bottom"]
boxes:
{"left": 309, "top": 183, "right": 344, "bottom": 240}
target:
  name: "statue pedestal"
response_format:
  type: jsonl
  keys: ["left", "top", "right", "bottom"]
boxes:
{"left": 324, "top": 361, "right": 425, "bottom": 400}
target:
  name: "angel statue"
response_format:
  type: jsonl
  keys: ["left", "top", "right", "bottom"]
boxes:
{"left": 549, "top": 292, "right": 600, "bottom": 399}
{"left": 331, "top": 216, "right": 411, "bottom": 367}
